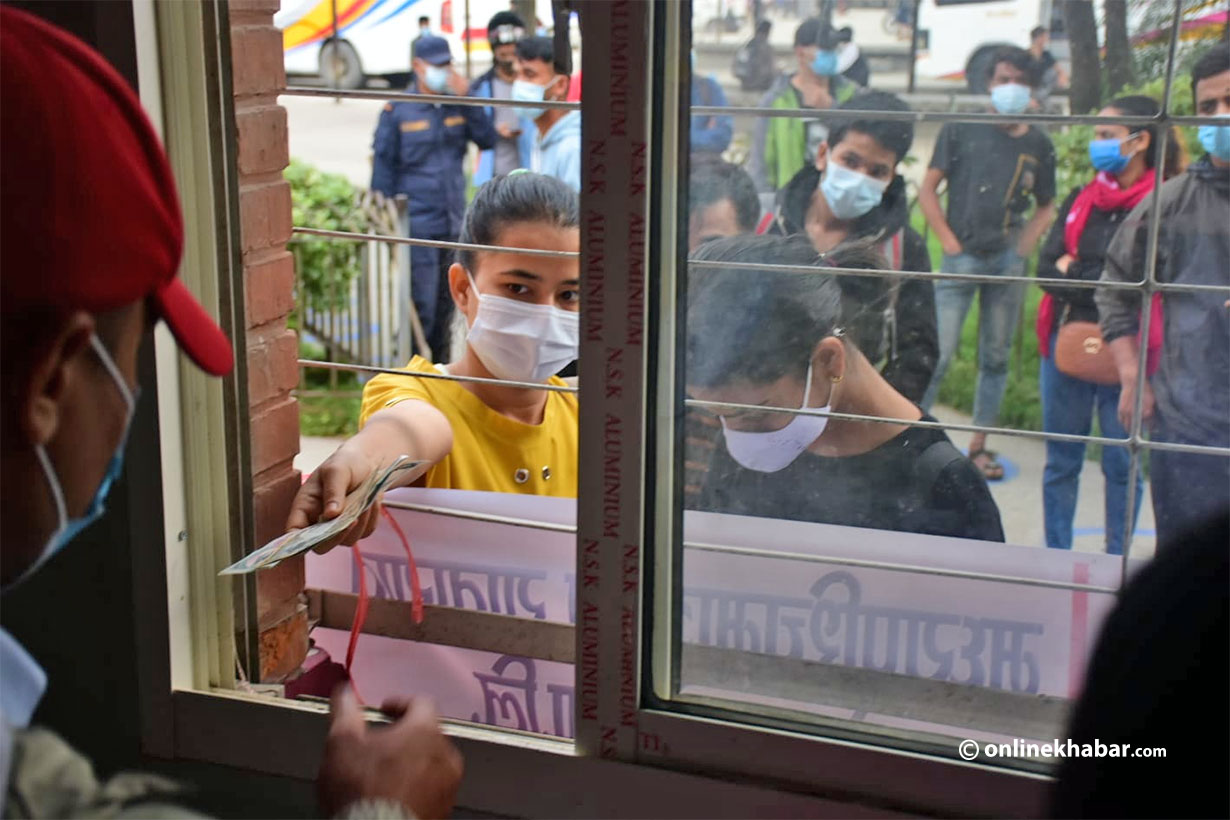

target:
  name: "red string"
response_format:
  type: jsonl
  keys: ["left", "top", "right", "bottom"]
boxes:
{"left": 381, "top": 506, "right": 424, "bottom": 624}
{"left": 345, "top": 542, "right": 370, "bottom": 705}
{"left": 342, "top": 506, "right": 423, "bottom": 707}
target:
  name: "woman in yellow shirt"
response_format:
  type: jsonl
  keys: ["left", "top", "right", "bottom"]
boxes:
{"left": 287, "top": 172, "right": 580, "bottom": 542}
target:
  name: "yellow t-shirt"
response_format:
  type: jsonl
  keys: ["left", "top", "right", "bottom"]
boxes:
{"left": 359, "top": 356, "right": 579, "bottom": 497}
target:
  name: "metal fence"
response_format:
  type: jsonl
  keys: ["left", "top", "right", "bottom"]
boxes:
{"left": 291, "top": 194, "right": 426, "bottom": 385}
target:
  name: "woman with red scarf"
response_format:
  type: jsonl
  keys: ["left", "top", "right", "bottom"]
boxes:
{"left": 1035, "top": 95, "right": 1184, "bottom": 555}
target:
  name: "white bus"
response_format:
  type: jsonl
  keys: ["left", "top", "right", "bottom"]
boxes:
{"left": 913, "top": 0, "right": 1060, "bottom": 91}
{"left": 276, "top": 0, "right": 552, "bottom": 88}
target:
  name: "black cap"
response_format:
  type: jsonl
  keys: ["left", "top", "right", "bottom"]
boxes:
{"left": 794, "top": 17, "right": 839, "bottom": 49}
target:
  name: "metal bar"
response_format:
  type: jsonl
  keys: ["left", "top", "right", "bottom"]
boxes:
{"left": 380, "top": 498, "right": 577, "bottom": 533}
{"left": 279, "top": 85, "right": 1228, "bottom": 127}
{"left": 288, "top": 240, "right": 1230, "bottom": 294}
{"left": 376, "top": 498, "right": 1123, "bottom": 595}
{"left": 298, "top": 358, "right": 578, "bottom": 392}
{"left": 687, "top": 257, "right": 1230, "bottom": 293}
{"left": 683, "top": 540, "right": 1119, "bottom": 594}
{"left": 1123, "top": 0, "right": 1184, "bottom": 564}
{"left": 292, "top": 226, "right": 580, "bottom": 258}
{"left": 680, "top": 644, "right": 1070, "bottom": 743}
{"left": 684, "top": 397, "right": 1230, "bottom": 457}
{"left": 688, "top": 105, "right": 1165, "bottom": 126}
{"left": 306, "top": 589, "right": 576, "bottom": 663}
{"left": 283, "top": 85, "right": 580, "bottom": 111}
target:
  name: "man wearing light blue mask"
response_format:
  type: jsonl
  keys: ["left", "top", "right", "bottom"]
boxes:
{"left": 512, "top": 35, "right": 580, "bottom": 192}
{"left": 371, "top": 34, "right": 497, "bottom": 361}
{"left": 748, "top": 17, "right": 856, "bottom": 194}
{"left": 770, "top": 91, "right": 938, "bottom": 405}
{"left": 919, "top": 44, "right": 1057, "bottom": 482}
{"left": 1096, "top": 43, "right": 1230, "bottom": 549}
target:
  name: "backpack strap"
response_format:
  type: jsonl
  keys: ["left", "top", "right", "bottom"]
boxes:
{"left": 914, "top": 438, "right": 966, "bottom": 499}
{"left": 879, "top": 228, "right": 905, "bottom": 363}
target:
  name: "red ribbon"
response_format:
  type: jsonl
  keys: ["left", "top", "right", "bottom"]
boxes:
{"left": 343, "top": 505, "right": 425, "bottom": 700}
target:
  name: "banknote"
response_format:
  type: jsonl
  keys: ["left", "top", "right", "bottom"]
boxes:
{"left": 219, "top": 455, "right": 426, "bottom": 575}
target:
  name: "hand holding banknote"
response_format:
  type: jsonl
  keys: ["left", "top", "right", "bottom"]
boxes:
{"left": 287, "top": 438, "right": 394, "bottom": 552}
{"left": 221, "top": 453, "right": 426, "bottom": 575}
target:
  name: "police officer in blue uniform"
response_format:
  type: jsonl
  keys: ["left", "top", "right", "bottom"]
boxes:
{"left": 371, "top": 35, "right": 495, "bottom": 360}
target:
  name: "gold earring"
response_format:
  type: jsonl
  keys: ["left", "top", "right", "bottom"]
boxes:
{"left": 830, "top": 373, "right": 843, "bottom": 384}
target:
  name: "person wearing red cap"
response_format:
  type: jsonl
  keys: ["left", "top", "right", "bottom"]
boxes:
{"left": 0, "top": 8, "right": 460, "bottom": 818}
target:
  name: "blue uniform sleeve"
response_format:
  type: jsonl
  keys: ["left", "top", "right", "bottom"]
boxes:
{"left": 465, "top": 103, "right": 497, "bottom": 151}
{"left": 370, "top": 104, "right": 399, "bottom": 195}
{"left": 690, "top": 78, "right": 732, "bottom": 154}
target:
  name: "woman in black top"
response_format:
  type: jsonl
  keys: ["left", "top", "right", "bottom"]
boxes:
{"left": 687, "top": 235, "right": 1004, "bottom": 542}
{"left": 1035, "top": 95, "right": 1183, "bottom": 556}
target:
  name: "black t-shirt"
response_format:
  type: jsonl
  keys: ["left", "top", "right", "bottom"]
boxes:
{"left": 929, "top": 122, "right": 1056, "bottom": 254}
{"left": 695, "top": 415, "right": 1005, "bottom": 542}
{"left": 1029, "top": 50, "right": 1057, "bottom": 87}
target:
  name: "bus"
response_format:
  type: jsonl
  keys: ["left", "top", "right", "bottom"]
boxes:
{"left": 912, "top": 0, "right": 1060, "bottom": 92}
{"left": 276, "top": 0, "right": 552, "bottom": 88}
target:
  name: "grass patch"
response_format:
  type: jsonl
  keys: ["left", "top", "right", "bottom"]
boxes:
{"left": 299, "top": 394, "right": 361, "bottom": 437}
{"left": 298, "top": 348, "right": 362, "bottom": 437}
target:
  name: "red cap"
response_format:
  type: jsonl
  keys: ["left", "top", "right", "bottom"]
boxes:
{"left": 1, "top": 7, "right": 233, "bottom": 376}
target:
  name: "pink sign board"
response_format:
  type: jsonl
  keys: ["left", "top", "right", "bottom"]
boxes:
{"left": 306, "top": 488, "right": 1137, "bottom": 741}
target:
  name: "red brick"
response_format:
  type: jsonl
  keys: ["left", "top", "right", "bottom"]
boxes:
{"left": 259, "top": 604, "right": 309, "bottom": 682}
{"left": 250, "top": 396, "right": 300, "bottom": 476}
{"left": 229, "top": 0, "right": 281, "bottom": 22}
{"left": 248, "top": 328, "right": 300, "bottom": 406}
{"left": 245, "top": 250, "right": 296, "bottom": 328}
{"left": 236, "top": 105, "right": 289, "bottom": 177}
{"left": 230, "top": 25, "right": 285, "bottom": 100}
{"left": 239, "top": 180, "right": 293, "bottom": 254}
{"left": 258, "top": 559, "right": 306, "bottom": 625}
{"left": 252, "top": 459, "right": 304, "bottom": 549}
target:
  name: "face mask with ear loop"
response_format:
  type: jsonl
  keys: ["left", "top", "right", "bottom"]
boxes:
{"left": 6, "top": 335, "right": 137, "bottom": 591}
{"left": 511, "top": 76, "right": 561, "bottom": 121}
{"left": 464, "top": 272, "right": 579, "bottom": 383}
{"left": 720, "top": 335, "right": 843, "bottom": 473}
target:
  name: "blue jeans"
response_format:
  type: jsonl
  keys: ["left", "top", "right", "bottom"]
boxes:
{"left": 922, "top": 250, "right": 1027, "bottom": 427}
{"left": 1039, "top": 335, "right": 1143, "bottom": 555}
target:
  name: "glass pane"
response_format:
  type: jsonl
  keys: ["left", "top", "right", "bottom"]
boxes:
{"left": 672, "top": 0, "right": 1228, "bottom": 764}
{"left": 257, "top": 1, "right": 587, "bottom": 739}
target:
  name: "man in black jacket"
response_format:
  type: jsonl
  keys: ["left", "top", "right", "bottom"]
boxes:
{"left": 769, "top": 91, "right": 938, "bottom": 403}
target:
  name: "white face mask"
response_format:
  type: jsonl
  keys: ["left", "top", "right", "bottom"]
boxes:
{"left": 465, "top": 273, "right": 579, "bottom": 383}
{"left": 720, "top": 362, "right": 830, "bottom": 473}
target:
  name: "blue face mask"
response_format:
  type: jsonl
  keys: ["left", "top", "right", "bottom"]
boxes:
{"left": 1088, "top": 133, "right": 1139, "bottom": 174}
{"left": 820, "top": 161, "right": 889, "bottom": 220}
{"left": 990, "top": 82, "right": 1031, "bottom": 115}
{"left": 1198, "top": 123, "right": 1230, "bottom": 161}
{"left": 511, "top": 78, "right": 551, "bottom": 121}
{"left": 811, "top": 49, "right": 838, "bottom": 77}
{"left": 423, "top": 64, "right": 450, "bottom": 93}
{"left": 10, "top": 335, "right": 136, "bottom": 589}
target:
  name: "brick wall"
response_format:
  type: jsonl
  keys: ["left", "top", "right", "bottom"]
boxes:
{"left": 229, "top": 0, "right": 306, "bottom": 682}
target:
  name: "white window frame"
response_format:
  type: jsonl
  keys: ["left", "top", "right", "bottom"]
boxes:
{"left": 134, "top": 1, "right": 1207, "bottom": 816}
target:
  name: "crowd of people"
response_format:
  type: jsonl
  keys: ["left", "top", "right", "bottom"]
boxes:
{"left": 673, "top": 22, "right": 1228, "bottom": 559}
{"left": 372, "top": 11, "right": 580, "bottom": 361}
{"left": 335, "top": 15, "right": 1230, "bottom": 559}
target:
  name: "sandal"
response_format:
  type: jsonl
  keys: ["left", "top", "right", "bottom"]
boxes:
{"left": 968, "top": 448, "right": 1005, "bottom": 482}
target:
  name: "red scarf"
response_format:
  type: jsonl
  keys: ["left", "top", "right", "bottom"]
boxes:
{"left": 1038, "top": 171, "right": 1163, "bottom": 374}
{"left": 1064, "top": 171, "right": 1154, "bottom": 256}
